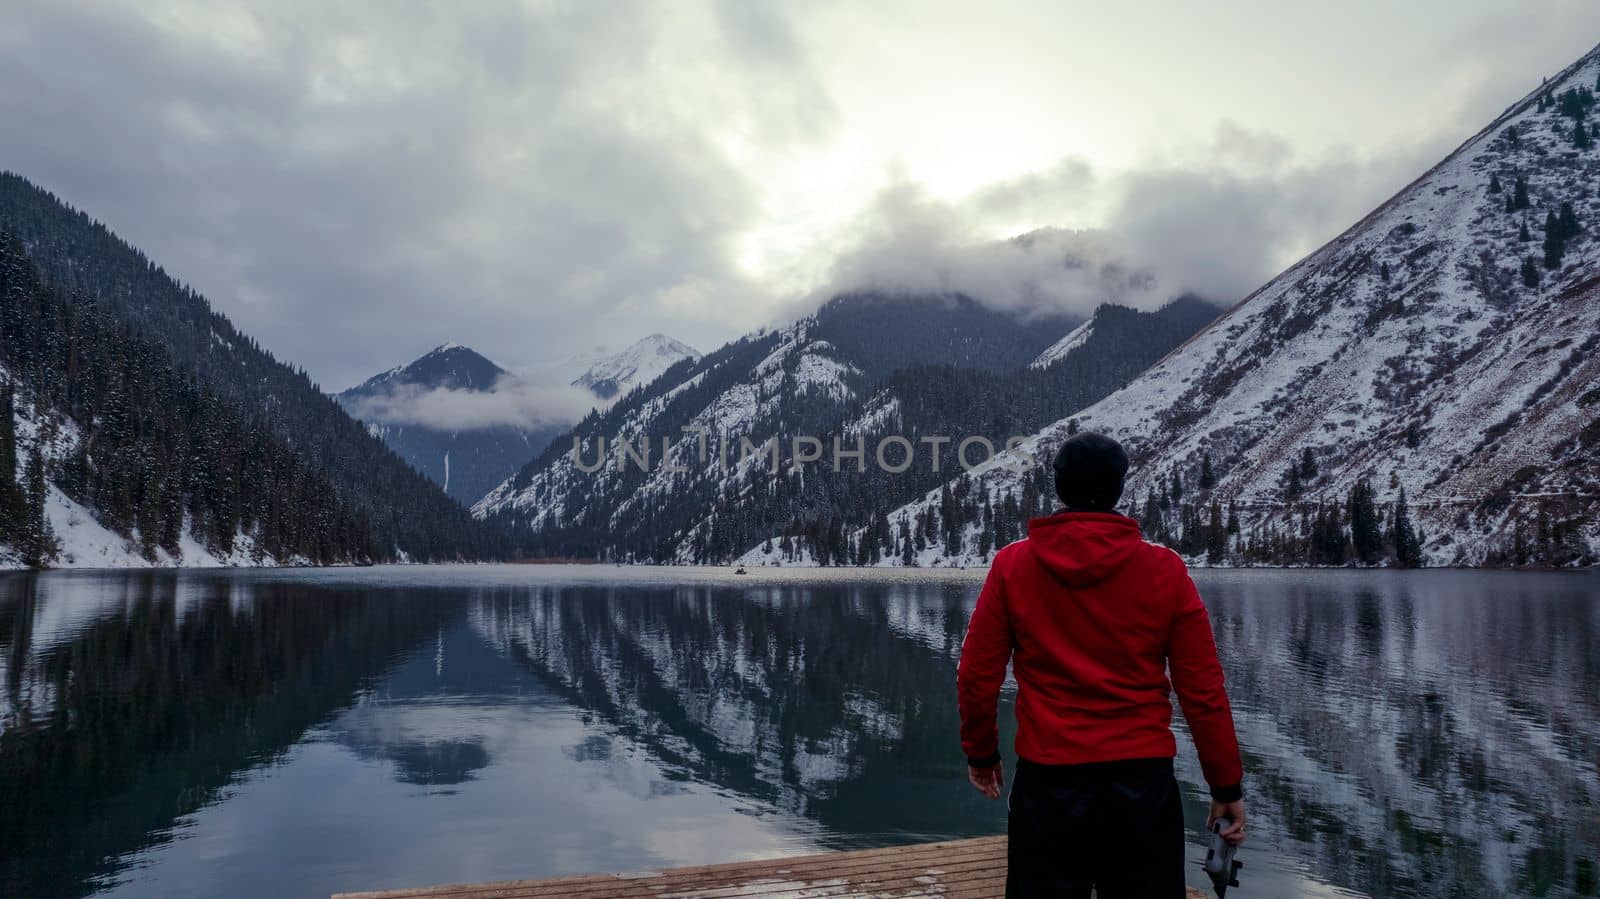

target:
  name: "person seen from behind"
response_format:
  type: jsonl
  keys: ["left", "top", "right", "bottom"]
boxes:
{"left": 957, "top": 431, "right": 1246, "bottom": 898}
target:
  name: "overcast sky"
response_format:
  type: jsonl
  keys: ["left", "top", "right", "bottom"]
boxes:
{"left": 3, "top": 1, "right": 1599, "bottom": 391}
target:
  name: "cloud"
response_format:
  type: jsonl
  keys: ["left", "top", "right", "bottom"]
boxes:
{"left": 3, "top": 0, "right": 1595, "bottom": 391}
{"left": 0, "top": 0, "right": 822, "bottom": 389}
{"left": 343, "top": 376, "right": 596, "bottom": 432}
{"left": 813, "top": 176, "right": 1159, "bottom": 318}
{"left": 1101, "top": 124, "right": 1436, "bottom": 306}
{"left": 813, "top": 122, "right": 1433, "bottom": 317}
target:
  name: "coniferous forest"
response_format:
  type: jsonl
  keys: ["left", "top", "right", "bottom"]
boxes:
{"left": 0, "top": 229, "right": 374, "bottom": 564}
{"left": 749, "top": 450, "right": 1592, "bottom": 570}
{"left": 0, "top": 174, "right": 505, "bottom": 563}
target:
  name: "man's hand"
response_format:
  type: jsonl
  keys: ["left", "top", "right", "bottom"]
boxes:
{"left": 968, "top": 761, "right": 1004, "bottom": 800}
{"left": 1208, "top": 799, "right": 1247, "bottom": 846}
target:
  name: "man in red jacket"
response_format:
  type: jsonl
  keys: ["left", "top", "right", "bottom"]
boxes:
{"left": 957, "top": 432, "right": 1246, "bottom": 898}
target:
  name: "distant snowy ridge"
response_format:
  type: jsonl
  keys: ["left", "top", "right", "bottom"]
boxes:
{"left": 860, "top": 43, "right": 1600, "bottom": 569}
{"left": 571, "top": 334, "right": 701, "bottom": 400}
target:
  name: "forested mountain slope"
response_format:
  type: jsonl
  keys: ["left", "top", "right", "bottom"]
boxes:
{"left": 873, "top": 45, "right": 1600, "bottom": 569}
{"left": 476, "top": 292, "right": 1217, "bottom": 562}
{"left": 0, "top": 231, "right": 372, "bottom": 567}
{"left": 0, "top": 174, "right": 503, "bottom": 562}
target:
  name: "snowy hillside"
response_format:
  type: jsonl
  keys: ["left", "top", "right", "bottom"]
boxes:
{"left": 478, "top": 290, "right": 1214, "bottom": 563}
{"left": 475, "top": 316, "right": 853, "bottom": 535}
{"left": 572, "top": 334, "right": 701, "bottom": 400}
{"left": 471, "top": 292, "right": 1089, "bottom": 557}
{"left": 869, "top": 45, "right": 1600, "bottom": 568}
{"left": 0, "top": 369, "right": 290, "bottom": 570}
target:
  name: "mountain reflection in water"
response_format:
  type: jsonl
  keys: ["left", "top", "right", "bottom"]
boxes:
{"left": 0, "top": 567, "right": 1595, "bottom": 898}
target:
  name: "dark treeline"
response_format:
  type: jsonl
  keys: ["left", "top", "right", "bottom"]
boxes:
{"left": 0, "top": 173, "right": 503, "bottom": 562}
{"left": 1135, "top": 459, "right": 1429, "bottom": 568}
{"left": 0, "top": 230, "right": 373, "bottom": 564}
{"left": 747, "top": 466, "right": 1061, "bottom": 566}
{"left": 756, "top": 444, "right": 1595, "bottom": 569}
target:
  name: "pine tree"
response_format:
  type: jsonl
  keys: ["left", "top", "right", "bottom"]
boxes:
{"left": 1522, "top": 256, "right": 1541, "bottom": 287}
{"left": 1543, "top": 221, "right": 1566, "bottom": 270}
{"left": 1512, "top": 176, "right": 1530, "bottom": 211}
{"left": 1199, "top": 453, "right": 1216, "bottom": 490}
{"left": 1299, "top": 446, "right": 1318, "bottom": 480}
{"left": 1518, "top": 220, "right": 1531, "bottom": 242}
{"left": 1206, "top": 500, "right": 1227, "bottom": 564}
{"left": 1488, "top": 172, "right": 1502, "bottom": 194}
{"left": 1392, "top": 487, "right": 1422, "bottom": 568}
{"left": 0, "top": 382, "right": 21, "bottom": 544}
{"left": 1379, "top": 261, "right": 1391, "bottom": 281}
{"left": 1558, "top": 201, "right": 1581, "bottom": 239}
{"left": 1348, "top": 479, "right": 1382, "bottom": 565}
{"left": 1404, "top": 421, "right": 1422, "bottom": 449}
{"left": 21, "top": 444, "right": 52, "bottom": 567}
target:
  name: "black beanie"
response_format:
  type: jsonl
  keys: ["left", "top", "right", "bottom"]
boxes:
{"left": 1052, "top": 432, "right": 1129, "bottom": 511}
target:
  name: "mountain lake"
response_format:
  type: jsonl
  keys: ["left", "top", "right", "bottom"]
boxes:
{"left": 0, "top": 565, "right": 1595, "bottom": 898}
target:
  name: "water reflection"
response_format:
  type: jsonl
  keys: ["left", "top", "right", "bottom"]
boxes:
{"left": 0, "top": 572, "right": 460, "bottom": 897}
{"left": 1195, "top": 572, "right": 1600, "bottom": 898}
{"left": 0, "top": 567, "right": 1596, "bottom": 898}
{"left": 467, "top": 582, "right": 1001, "bottom": 842}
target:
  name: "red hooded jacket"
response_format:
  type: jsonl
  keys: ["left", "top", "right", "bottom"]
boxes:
{"left": 957, "top": 511, "right": 1243, "bottom": 800}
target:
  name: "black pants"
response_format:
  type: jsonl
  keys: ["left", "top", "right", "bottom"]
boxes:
{"left": 1006, "top": 756, "right": 1186, "bottom": 898}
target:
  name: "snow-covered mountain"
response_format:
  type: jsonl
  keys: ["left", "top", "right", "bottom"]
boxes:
{"left": 570, "top": 334, "right": 701, "bottom": 400}
{"left": 335, "top": 344, "right": 567, "bottom": 505}
{"left": 473, "top": 292, "right": 1217, "bottom": 562}
{"left": 345, "top": 342, "right": 505, "bottom": 396}
{"left": 865, "top": 44, "right": 1600, "bottom": 568}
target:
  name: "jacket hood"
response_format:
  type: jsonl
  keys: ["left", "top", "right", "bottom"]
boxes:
{"left": 1024, "top": 511, "right": 1143, "bottom": 587}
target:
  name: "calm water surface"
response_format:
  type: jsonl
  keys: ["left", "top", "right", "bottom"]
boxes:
{"left": 0, "top": 566, "right": 1596, "bottom": 898}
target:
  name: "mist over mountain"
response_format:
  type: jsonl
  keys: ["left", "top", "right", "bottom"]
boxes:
{"left": 335, "top": 345, "right": 571, "bottom": 505}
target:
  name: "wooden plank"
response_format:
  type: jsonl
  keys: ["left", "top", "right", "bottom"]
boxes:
{"left": 333, "top": 836, "right": 1206, "bottom": 899}
{"left": 336, "top": 838, "right": 1002, "bottom": 899}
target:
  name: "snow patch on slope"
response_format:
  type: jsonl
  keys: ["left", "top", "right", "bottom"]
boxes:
{"left": 1, "top": 369, "right": 292, "bottom": 570}
{"left": 1029, "top": 320, "right": 1095, "bottom": 369}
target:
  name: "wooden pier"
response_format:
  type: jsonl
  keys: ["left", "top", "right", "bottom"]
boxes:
{"left": 332, "top": 836, "right": 1207, "bottom": 898}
